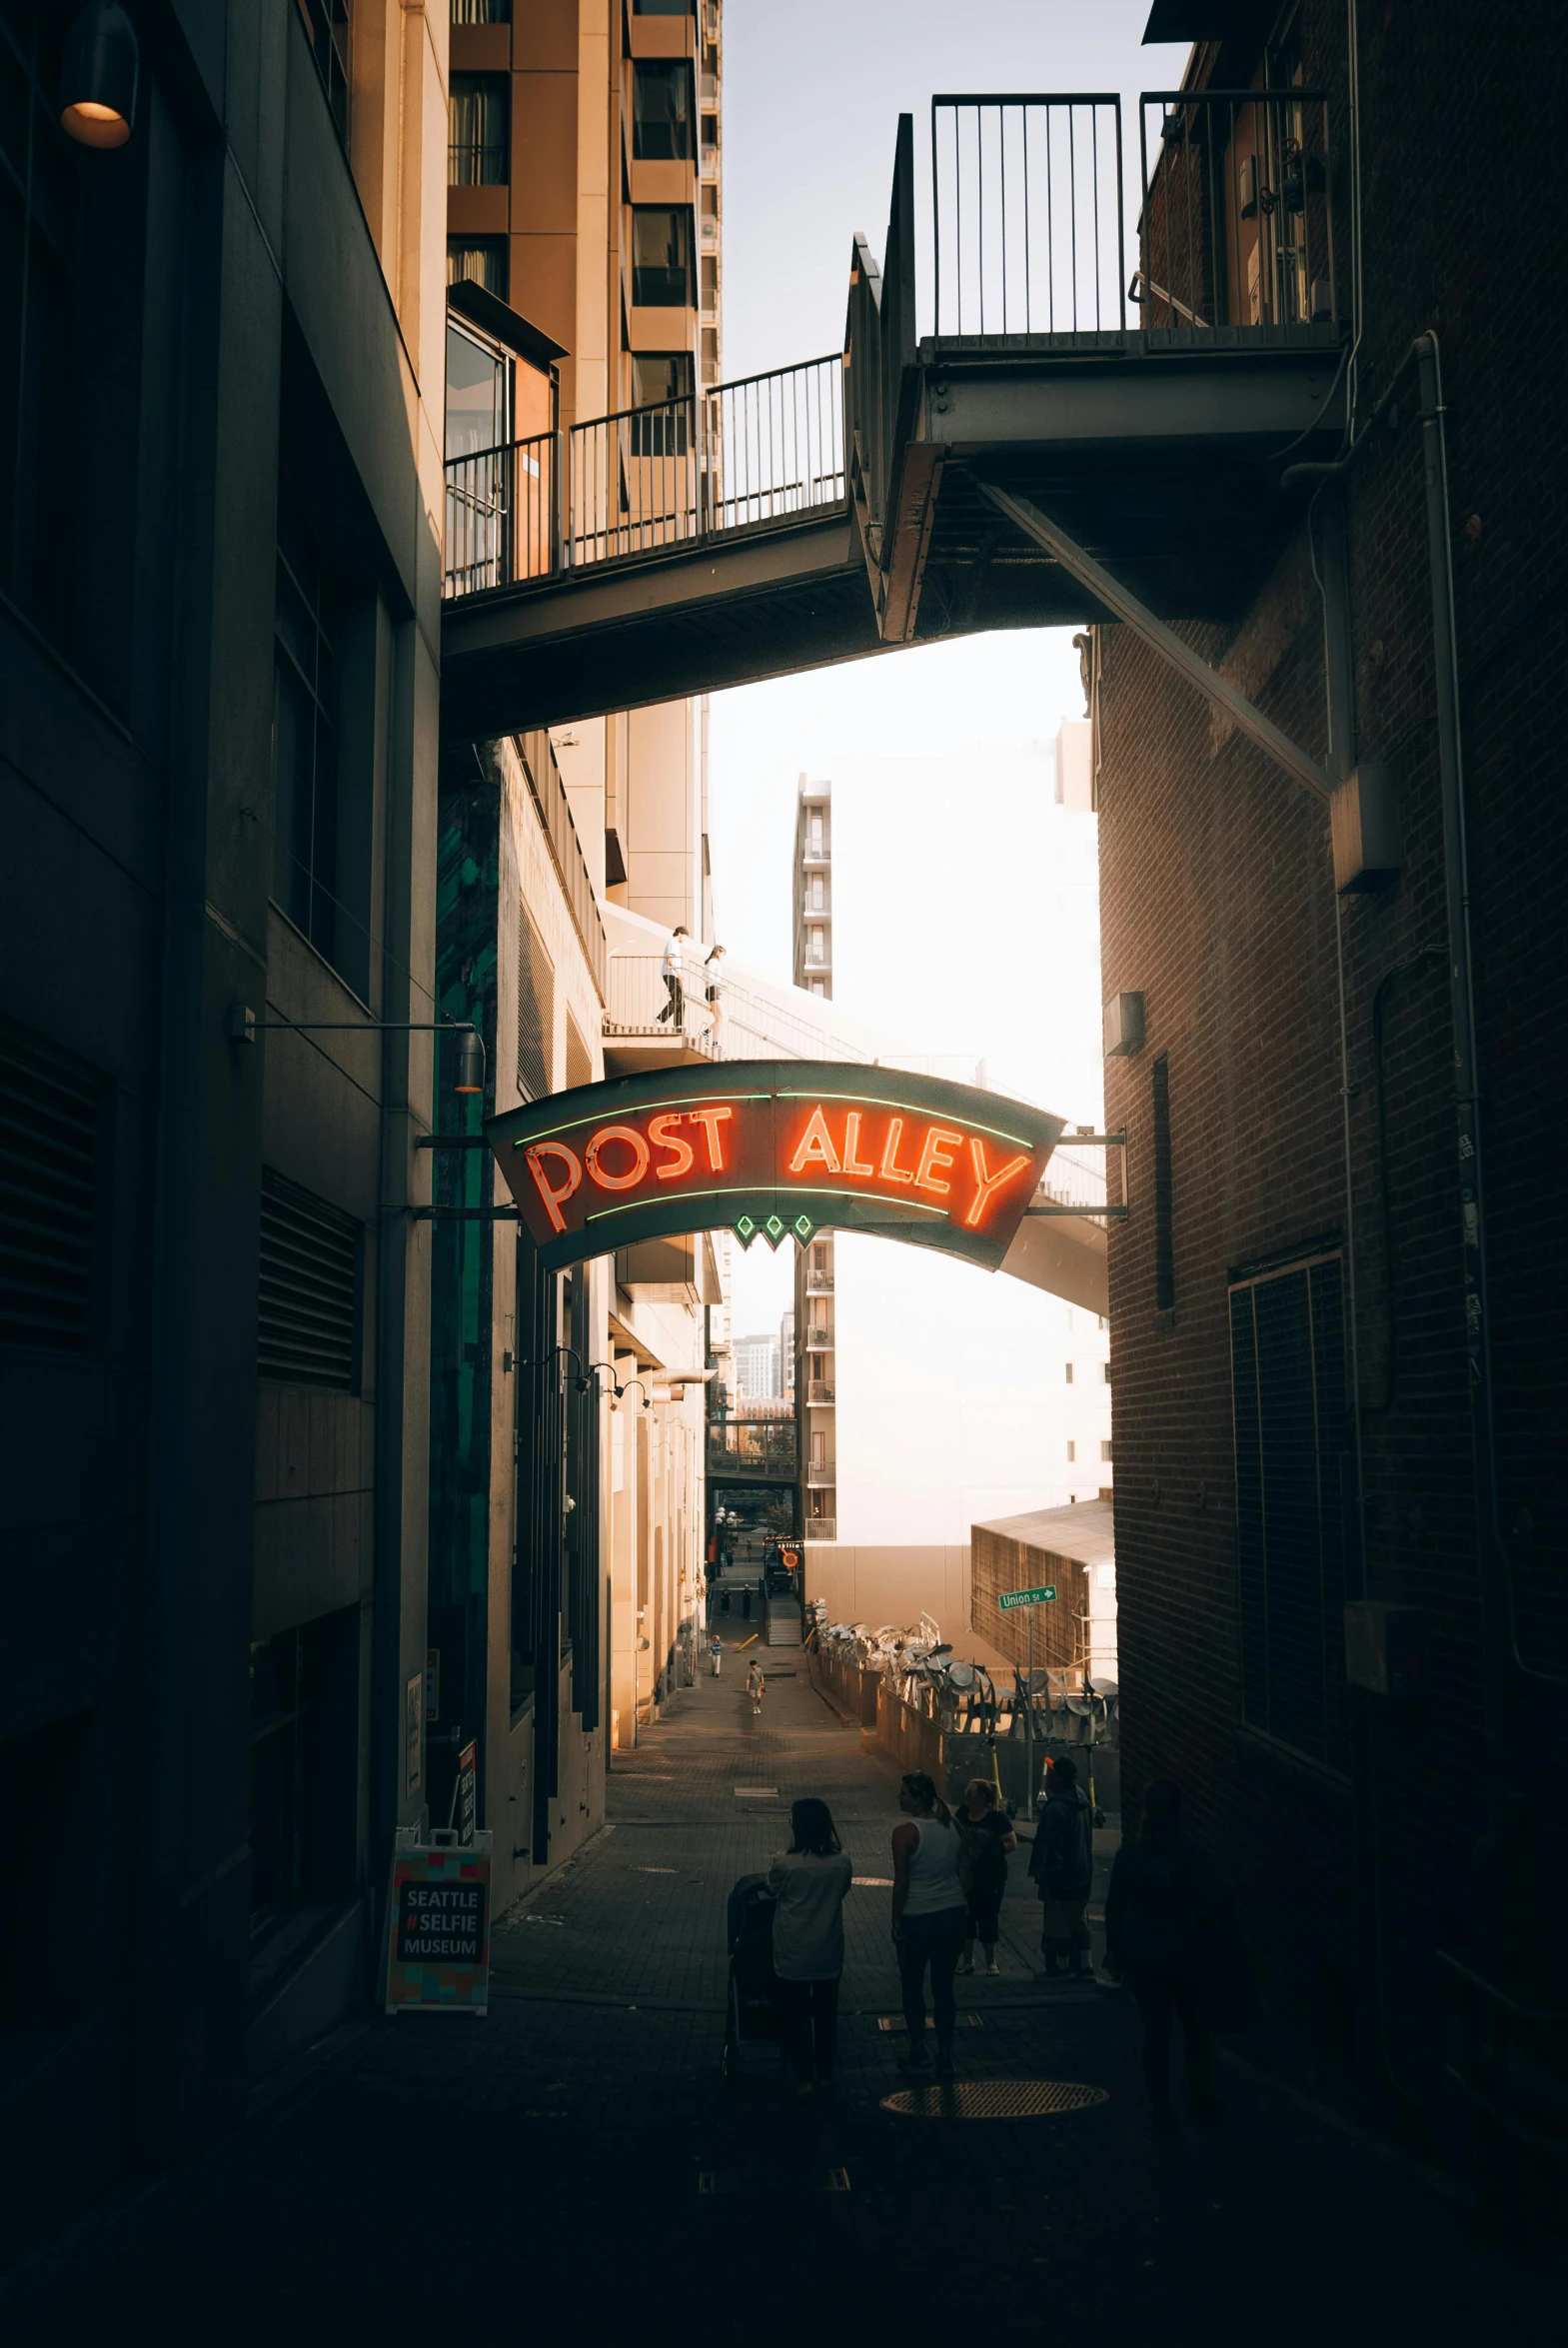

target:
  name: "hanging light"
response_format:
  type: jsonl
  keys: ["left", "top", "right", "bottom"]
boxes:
{"left": 453, "top": 1029, "right": 486, "bottom": 1095}
{"left": 60, "top": 2, "right": 140, "bottom": 149}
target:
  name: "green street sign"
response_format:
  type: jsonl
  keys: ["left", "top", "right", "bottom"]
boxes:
{"left": 998, "top": 1584, "right": 1056, "bottom": 1610}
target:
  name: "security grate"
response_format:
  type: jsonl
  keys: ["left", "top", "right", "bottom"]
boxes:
{"left": 258, "top": 1168, "right": 359, "bottom": 1388}
{"left": 880, "top": 2079, "right": 1109, "bottom": 2120}
{"left": 0, "top": 1022, "right": 103, "bottom": 1351}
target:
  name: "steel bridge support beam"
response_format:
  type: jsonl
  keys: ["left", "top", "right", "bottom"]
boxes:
{"left": 976, "top": 484, "right": 1331, "bottom": 802}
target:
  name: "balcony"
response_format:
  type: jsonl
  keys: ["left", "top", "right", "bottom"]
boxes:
{"left": 804, "top": 1516, "right": 836, "bottom": 1540}
{"left": 805, "top": 1466, "right": 836, "bottom": 1489}
{"left": 807, "top": 1380, "right": 834, "bottom": 1405}
{"left": 806, "top": 1327, "right": 832, "bottom": 1349}
{"left": 804, "top": 1269, "right": 833, "bottom": 1293}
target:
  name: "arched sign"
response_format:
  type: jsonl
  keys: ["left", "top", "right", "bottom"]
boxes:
{"left": 485, "top": 1061, "right": 1063, "bottom": 1272}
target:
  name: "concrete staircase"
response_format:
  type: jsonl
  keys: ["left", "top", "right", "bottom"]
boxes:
{"left": 765, "top": 1599, "right": 802, "bottom": 1648}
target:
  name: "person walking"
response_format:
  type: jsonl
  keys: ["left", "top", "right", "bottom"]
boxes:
{"left": 704, "top": 943, "right": 727, "bottom": 1051}
{"left": 955, "top": 1778, "right": 1016, "bottom": 1976}
{"left": 768, "top": 1798, "right": 853, "bottom": 2102}
{"left": 1029, "top": 1755, "right": 1095, "bottom": 1977}
{"left": 1103, "top": 1776, "right": 1229, "bottom": 2130}
{"left": 747, "top": 1657, "right": 766, "bottom": 1716}
{"left": 710, "top": 1631, "right": 724, "bottom": 1677}
{"left": 656, "top": 925, "right": 688, "bottom": 1028}
{"left": 889, "top": 1771, "right": 967, "bottom": 2076}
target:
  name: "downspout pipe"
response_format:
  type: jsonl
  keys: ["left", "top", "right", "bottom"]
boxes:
{"left": 1288, "top": 334, "right": 1565, "bottom": 1731}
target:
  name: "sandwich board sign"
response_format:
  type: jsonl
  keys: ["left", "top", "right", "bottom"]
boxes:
{"left": 385, "top": 1826, "right": 493, "bottom": 2015}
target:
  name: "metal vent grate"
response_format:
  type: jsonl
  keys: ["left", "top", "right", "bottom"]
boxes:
{"left": 880, "top": 2079, "right": 1109, "bottom": 2120}
{"left": 258, "top": 1168, "right": 358, "bottom": 1388}
{"left": 0, "top": 1022, "right": 102, "bottom": 1351}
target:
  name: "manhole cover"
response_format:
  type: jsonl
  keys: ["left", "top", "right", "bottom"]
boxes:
{"left": 733, "top": 1786, "right": 779, "bottom": 1799}
{"left": 880, "top": 2079, "right": 1109, "bottom": 2120}
{"left": 851, "top": 1876, "right": 893, "bottom": 1888}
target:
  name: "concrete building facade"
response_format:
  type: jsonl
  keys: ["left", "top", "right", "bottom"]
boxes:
{"left": 0, "top": 0, "right": 449, "bottom": 2256}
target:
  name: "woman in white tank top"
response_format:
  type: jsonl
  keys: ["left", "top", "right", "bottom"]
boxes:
{"left": 890, "top": 1772, "right": 967, "bottom": 2075}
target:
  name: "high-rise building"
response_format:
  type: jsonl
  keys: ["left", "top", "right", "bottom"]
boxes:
{"left": 791, "top": 781, "right": 836, "bottom": 1536}
{"left": 433, "top": 0, "right": 727, "bottom": 1885}
{"left": 734, "top": 1331, "right": 783, "bottom": 1402}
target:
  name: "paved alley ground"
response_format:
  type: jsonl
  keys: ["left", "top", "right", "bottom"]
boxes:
{"left": 7, "top": 1658, "right": 1557, "bottom": 2345}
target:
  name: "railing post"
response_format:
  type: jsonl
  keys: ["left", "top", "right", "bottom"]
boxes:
{"left": 552, "top": 427, "right": 565, "bottom": 574}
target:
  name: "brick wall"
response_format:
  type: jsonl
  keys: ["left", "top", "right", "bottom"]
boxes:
{"left": 1099, "top": 1, "right": 1567, "bottom": 2100}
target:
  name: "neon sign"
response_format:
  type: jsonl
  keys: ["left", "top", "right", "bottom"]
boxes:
{"left": 485, "top": 1063, "right": 1063, "bottom": 1273}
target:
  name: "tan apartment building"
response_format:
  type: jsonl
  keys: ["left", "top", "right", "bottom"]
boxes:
{"left": 791, "top": 781, "right": 836, "bottom": 1539}
{"left": 432, "top": 0, "right": 724, "bottom": 1902}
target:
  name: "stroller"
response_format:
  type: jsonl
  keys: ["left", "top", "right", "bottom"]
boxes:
{"left": 722, "top": 1873, "right": 785, "bottom": 2083}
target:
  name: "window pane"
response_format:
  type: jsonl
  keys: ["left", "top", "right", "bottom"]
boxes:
{"left": 631, "top": 207, "right": 693, "bottom": 306}
{"left": 450, "top": 77, "right": 507, "bottom": 184}
{"left": 633, "top": 63, "right": 694, "bottom": 161}
{"left": 446, "top": 321, "right": 510, "bottom": 459}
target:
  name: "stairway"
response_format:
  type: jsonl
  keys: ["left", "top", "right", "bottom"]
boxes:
{"left": 765, "top": 1599, "right": 802, "bottom": 1648}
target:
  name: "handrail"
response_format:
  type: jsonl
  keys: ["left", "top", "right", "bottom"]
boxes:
{"left": 443, "top": 351, "right": 847, "bottom": 601}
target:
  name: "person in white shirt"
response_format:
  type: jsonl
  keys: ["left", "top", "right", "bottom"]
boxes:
{"left": 890, "top": 1771, "right": 966, "bottom": 2076}
{"left": 768, "top": 1799, "right": 853, "bottom": 2101}
{"left": 656, "top": 925, "right": 688, "bottom": 1028}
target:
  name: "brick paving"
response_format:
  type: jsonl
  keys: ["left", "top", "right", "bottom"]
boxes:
{"left": 8, "top": 1663, "right": 1555, "bottom": 2344}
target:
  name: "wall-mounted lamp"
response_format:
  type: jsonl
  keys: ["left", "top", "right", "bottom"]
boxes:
{"left": 61, "top": 2, "right": 139, "bottom": 148}
{"left": 229, "top": 1006, "right": 486, "bottom": 1098}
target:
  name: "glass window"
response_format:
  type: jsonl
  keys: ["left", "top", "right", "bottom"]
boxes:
{"left": 633, "top": 61, "right": 694, "bottom": 159}
{"left": 297, "top": 0, "right": 351, "bottom": 141}
{"left": 630, "top": 353, "right": 693, "bottom": 454}
{"left": 271, "top": 479, "right": 340, "bottom": 962}
{"left": 446, "top": 319, "right": 510, "bottom": 461}
{"left": 450, "top": 75, "right": 508, "bottom": 184}
{"left": 1064, "top": 1361, "right": 1074, "bottom": 1382}
{"left": 634, "top": 1, "right": 691, "bottom": 14}
{"left": 1066, "top": 1440, "right": 1076, "bottom": 1461}
{"left": 631, "top": 207, "right": 694, "bottom": 306}
{"left": 447, "top": 240, "right": 508, "bottom": 298}
{"left": 453, "top": 0, "right": 510, "bottom": 20}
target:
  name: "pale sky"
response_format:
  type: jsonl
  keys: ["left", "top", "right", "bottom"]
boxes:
{"left": 709, "top": 0, "right": 1184, "bottom": 1474}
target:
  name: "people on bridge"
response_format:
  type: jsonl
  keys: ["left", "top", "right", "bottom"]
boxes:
{"left": 890, "top": 1771, "right": 966, "bottom": 2077}
{"left": 656, "top": 924, "right": 688, "bottom": 1029}
{"left": 768, "top": 1798, "right": 853, "bottom": 2104}
{"left": 1103, "top": 1776, "right": 1230, "bottom": 2131}
{"left": 746, "top": 1657, "right": 766, "bottom": 1716}
{"left": 955, "top": 1777, "right": 1017, "bottom": 1977}
{"left": 710, "top": 1632, "right": 724, "bottom": 1677}
{"left": 1029, "top": 1755, "right": 1094, "bottom": 1978}
{"left": 704, "top": 943, "right": 726, "bottom": 1049}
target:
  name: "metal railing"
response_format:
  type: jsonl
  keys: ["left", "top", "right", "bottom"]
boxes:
{"left": 1135, "top": 89, "right": 1336, "bottom": 334}
{"left": 932, "top": 95, "right": 1126, "bottom": 338}
{"left": 444, "top": 431, "right": 555, "bottom": 600}
{"left": 602, "top": 956, "right": 719, "bottom": 1054}
{"left": 707, "top": 1421, "right": 799, "bottom": 1476}
{"left": 443, "top": 354, "right": 844, "bottom": 600}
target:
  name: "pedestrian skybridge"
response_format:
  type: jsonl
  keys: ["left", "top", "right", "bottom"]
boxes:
{"left": 442, "top": 89, "right": 1347, "bottom": 742}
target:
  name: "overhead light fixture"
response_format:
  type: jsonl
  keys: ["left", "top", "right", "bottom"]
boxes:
{"left": 60, "top": 2, "right": 140, "bottom": 149}
{"left": 454, "top": 1030, "right": 487, "bottom": 1095}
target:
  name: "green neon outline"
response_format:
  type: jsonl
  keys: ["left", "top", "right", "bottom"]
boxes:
{"left": 775, "top": 1089, "right": 1038, "bottom": 1152}
{"left": 581, "top": 1182, "right": 951, "bottom": 1226}
{"left": 511, "top": 1092, "right": 774, "bottom": 1150}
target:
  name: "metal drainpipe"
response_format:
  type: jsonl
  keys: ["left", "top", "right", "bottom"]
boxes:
{"left": 1288, "top": 331, "right": 1544, "bottom": 1789}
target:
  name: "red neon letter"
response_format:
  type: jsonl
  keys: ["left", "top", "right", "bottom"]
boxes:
{"left": 526, "top": 1142, "right": 583, "bottom": 1233}
{"left": 686, "top": 1104, "right": 734, "bottom": 1172}
{"left": 914, "top": 1126, "right": 964, "bottom": 1196}
{"left": 841, "top": 1111, "right": 873, "bottom": 1177}
{"left": 585, "top": 1124, "right": 651, "bottom": 1190}
{"left": 965, "top": 1137, "right": 1033, "bottom": 1227}
{"left": 788, "top": 1106, "right": 839, "bottom": 1175}
{"left": 649, "top": 1112, "right": 695, "bottom": 1180}
{"left": 878, "top": 1117, "right": 914, "bottom": 1185}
